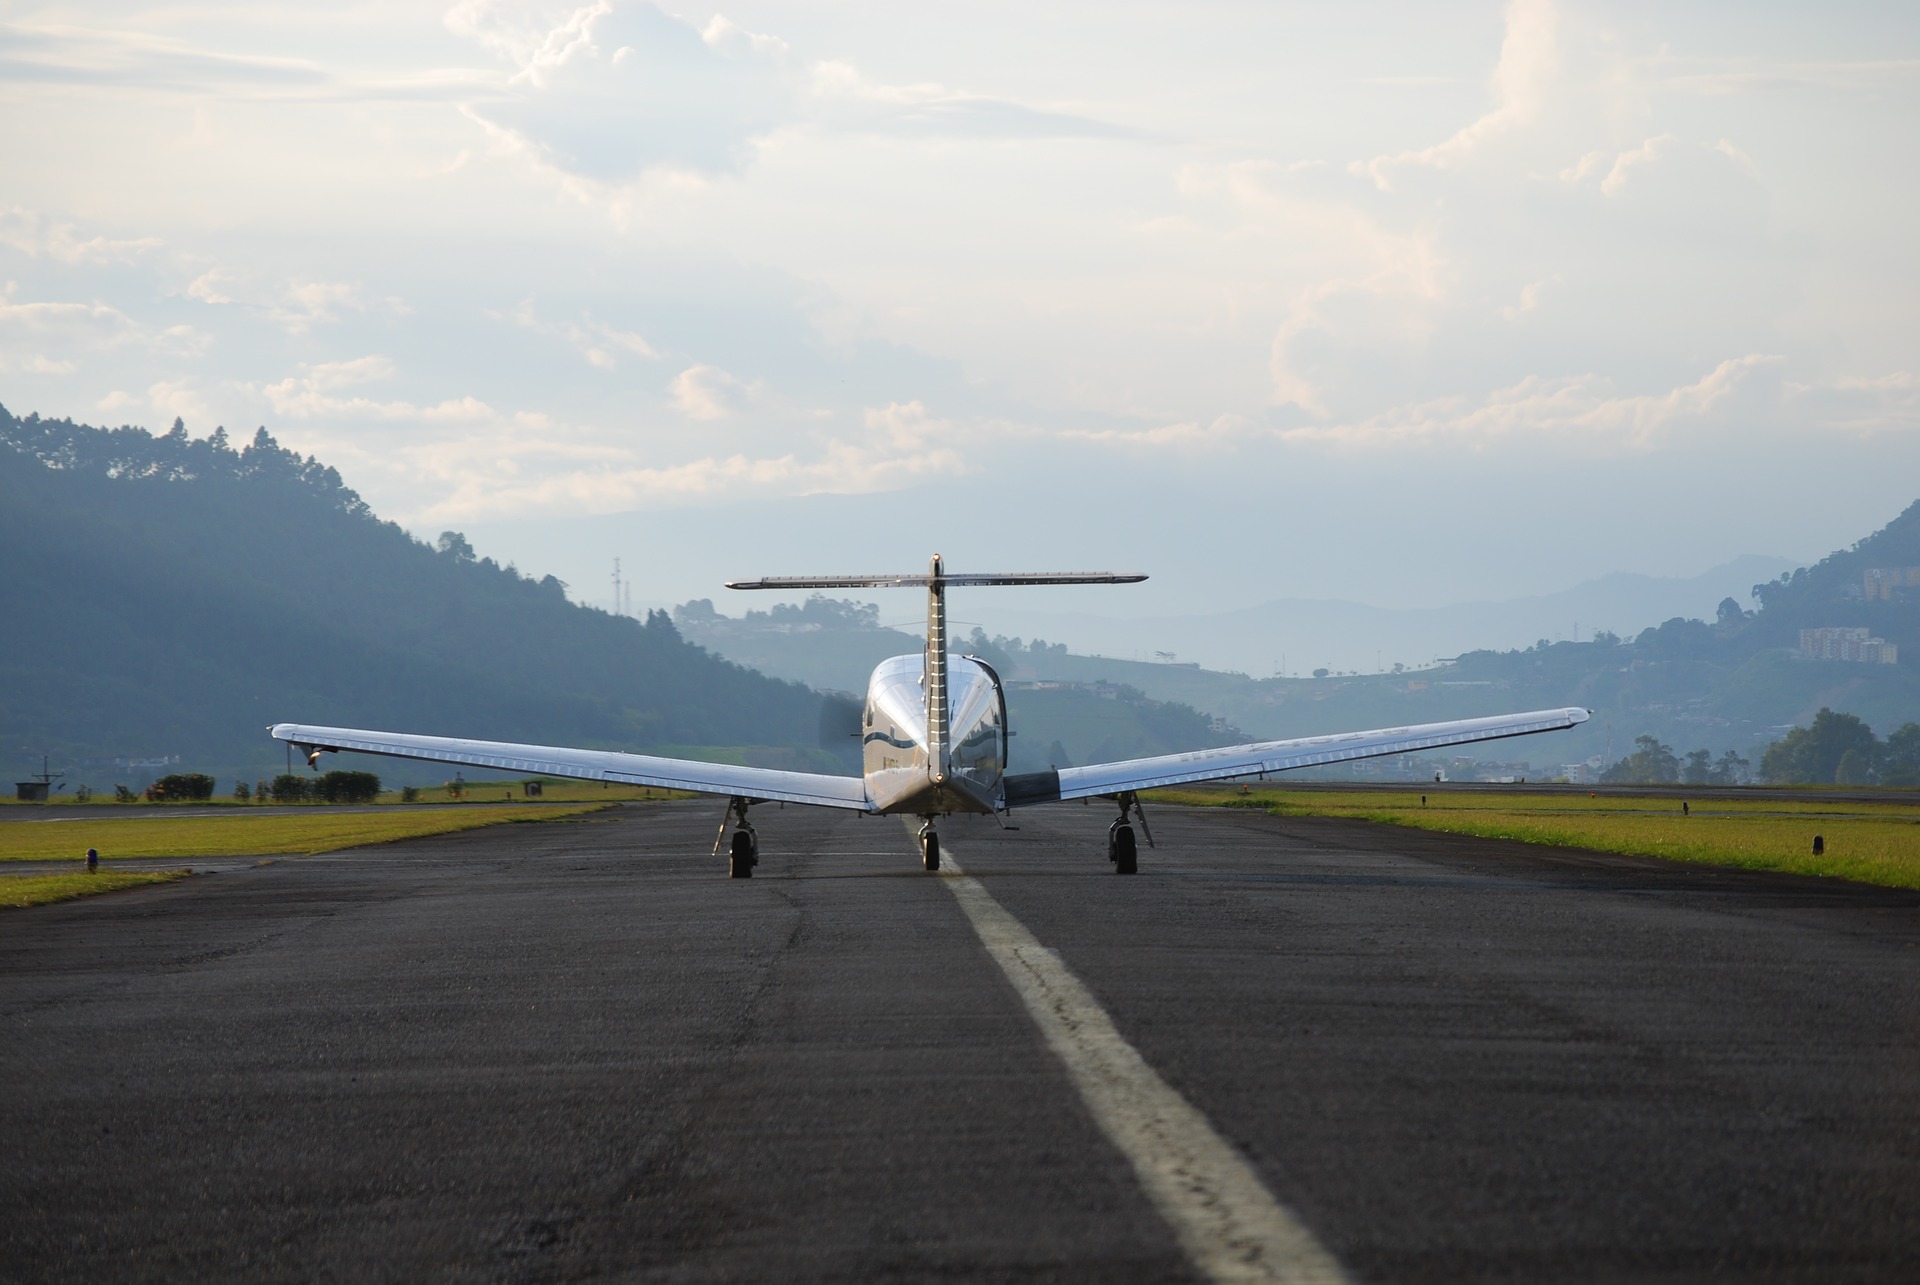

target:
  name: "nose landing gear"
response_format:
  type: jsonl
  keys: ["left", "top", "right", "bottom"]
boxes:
{"left": 918, "top": 820, "right": 941, "bottom": 871}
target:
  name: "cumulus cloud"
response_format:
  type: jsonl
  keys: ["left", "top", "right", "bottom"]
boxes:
{"left": 701, "top": 15, "right": 788, "bottom": 61}
{"left": 1355, "top": 0, "right": 1559, "bottom": 191}
{"left": 454, "top": 1, "right": 788, "bottom": 184}
{"left": 668, "top": 363, "right": 754, "bottom": 420}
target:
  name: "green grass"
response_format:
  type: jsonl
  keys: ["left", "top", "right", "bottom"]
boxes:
{"left": 1, "top": 869, "right": 191, "bottom": 908}
{"left": 384, "top": 780, "right": 697, "bottom": 804}
{"left": 0, "top": 804, "right": 613, "bottom": 863}
{"left": 1153, "top": 787, "right": 1920, "bottom": 889}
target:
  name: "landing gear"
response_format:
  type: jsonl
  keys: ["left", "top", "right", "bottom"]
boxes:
{"left": 1106, "top": 792, "right": 1151, "bottom": 874}
{"left": 729, "top": 827, "right": 758, "bottom": 879}
{"left": 919, "top": 821, "right": 941, "bottom": 872}
{"left": 714, "top": 796, "right": 759, "bottom": 878}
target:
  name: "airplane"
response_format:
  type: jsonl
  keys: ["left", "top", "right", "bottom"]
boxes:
{"left": 272, "top": 555, "right": 1590, "bottom": 878}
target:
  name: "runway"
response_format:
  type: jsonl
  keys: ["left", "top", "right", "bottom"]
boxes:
{"left": 4, "top": 801, "right": 1918, "bottom": 1281}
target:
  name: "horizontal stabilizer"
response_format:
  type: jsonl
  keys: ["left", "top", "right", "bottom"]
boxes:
{"left": 726, "top": 571, "right": 1147, "bottom": 590}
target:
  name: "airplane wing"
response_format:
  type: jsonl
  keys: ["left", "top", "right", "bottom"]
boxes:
{"left": 1005, "top": 707, "right": 1591, "bottom": 804}
{"left": 268, "top": 723, "right": 873, "bottom": 811}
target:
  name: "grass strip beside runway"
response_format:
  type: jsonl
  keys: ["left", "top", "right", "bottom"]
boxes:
{"left": 2, "top": 870, "right": 192, "bottom": 908}
{"left": 1154, "top": 788, "right": 1920, "bottom": 889}
{"left": 0, "top": 805, "right": 612, "bottom": 863}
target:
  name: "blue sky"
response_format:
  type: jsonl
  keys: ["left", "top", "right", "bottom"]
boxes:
{"left": 5, "top": 1, "right": 1918, "bottom": 621}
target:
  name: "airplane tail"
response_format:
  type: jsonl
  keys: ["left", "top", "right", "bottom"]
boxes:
{"left": 727, "top": 559, "right": 1147, "bottom": 791}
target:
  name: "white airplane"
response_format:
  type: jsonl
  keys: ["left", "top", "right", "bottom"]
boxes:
{"left": 272, "top": 555, "right": 1589, "bottom": 877}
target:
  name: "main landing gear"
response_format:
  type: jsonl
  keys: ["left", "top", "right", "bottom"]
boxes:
{"left": 713, "top": 796, "right": 759, "bottom": 879}
{"left": 1106, "top": 792, "right": 1154, "bottom": 875}
{"left": 918, "top": 820, "right": 941, "bottom": 872}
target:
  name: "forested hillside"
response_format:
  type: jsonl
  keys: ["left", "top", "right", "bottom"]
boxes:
{"left": 1, "top": 406, "right": 830, "bottom": 786}
{"left": 674, "top": 502, "right": 1920, "bottom": 782}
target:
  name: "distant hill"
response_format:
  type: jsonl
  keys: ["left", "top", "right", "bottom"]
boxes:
{"left": 0, "top": 406, "right": 834, "bottom": 790}
{"left": 675, "top": 502, "right": 1920, "bottom": 778}
{"left": 962, "top": 557, "right": 1799, "bottom": 677}
{"left": 671, "top": 596, "right": 1245, "bottom": 772}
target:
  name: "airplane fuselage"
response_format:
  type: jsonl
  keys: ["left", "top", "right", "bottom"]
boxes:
{"left": 861, "top": 653, "right": 1007, "bottom": 816}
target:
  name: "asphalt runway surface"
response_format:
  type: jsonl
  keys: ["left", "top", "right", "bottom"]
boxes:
{"left": 4, "top": 801, "right": 1919, "bottom": 1282}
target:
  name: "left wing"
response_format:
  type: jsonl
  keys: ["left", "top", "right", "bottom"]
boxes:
{"left": 268, "top": 723, "right": 872, "bottom": 811}
{"left": 1004, "top": 707, "right": 1590, "bottom": 804}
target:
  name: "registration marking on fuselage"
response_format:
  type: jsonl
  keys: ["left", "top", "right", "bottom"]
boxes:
{"left": 938, "top": 847, "right": 1349, "bottom": 1285}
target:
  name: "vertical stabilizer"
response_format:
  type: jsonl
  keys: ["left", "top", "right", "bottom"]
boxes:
{"left": 924, "top": 553, "right": 950, "bottom": 781}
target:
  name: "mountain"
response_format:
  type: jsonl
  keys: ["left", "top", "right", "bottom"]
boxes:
{"left": 0, "top": 406, "right": 835, "bottom": 790}
{"left": 961, "top": 557, "right": 1800, "bottom": 678}
{"left": 674, "top": 502, "right": 1920, "bottom": 778}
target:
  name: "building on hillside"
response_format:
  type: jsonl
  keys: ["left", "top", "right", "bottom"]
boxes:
{"left": 1864, "top": 567, "right": 1920, "bottom": 601}
{"left": 1799, "top": 626, "right": 1899, "bottom": 664}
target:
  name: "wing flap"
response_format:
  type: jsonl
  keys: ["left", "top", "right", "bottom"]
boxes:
{"left": 269, "top": 723, "right": 872, "bottom": 811}
{"left": 1045, "top": 707, "right": 1590, "bottom": 802}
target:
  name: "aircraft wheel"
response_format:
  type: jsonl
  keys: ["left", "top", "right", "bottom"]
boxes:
{"left": 922, "top": 831, "right": 941, "bottom": 872}
{"left": 1112, "top": 824, "right": 1137, "bottom": 875}
{"left": 729, "top": 830, "right": 755, "bottom": 879}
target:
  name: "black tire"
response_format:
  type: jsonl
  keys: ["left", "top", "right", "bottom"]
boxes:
{"left": 1113, "top": 825, "right": 1137, "bottom": 875}
{"left": 922, "top": 832, "right": 941, "bottom": 872}
{"left": 729, "top": 830, "right": 755, "bottom": 879}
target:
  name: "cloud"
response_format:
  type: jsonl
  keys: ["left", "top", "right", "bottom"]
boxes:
{"left": 0, "top": 288, "right": 204, "bottom": 368}
{"left": 1280, "top": 354, "right": 1784, "bottom": 450}
{"left": 184, "top": 270, "right": 392, "bottom": 334}
{"left": 1355, "top": 0, "right": 1559, "bottom": 191}
{"left": 263, "top": 355, "right": 494, "bottom": 422}
{"left": 1662, "top": 57, "right": 1920, "bottom": 97}
{"left": 455, "top": 1, "right": 788, "bottom": 184}
{"left": 1499, "top": 276, "right": 1558, "bottom": 321}
{"left": 512, "top": 299, "right": 657, "bottom": 368}
{"left": 808, "top": 60, "right": 1136, "bottom": 140}
{"left": 1596, "top": 133, "right": 1679, "bottom": 197}
{"left": 668, "top": 363, "right": 753, "bottom": 420}
{"left": 0, "top": 208, "right": 164, "bottom": 263}
{"left": 701, "top": 15, "right": 788, "bottom": 61}
{"left": 409, "top": 398, "right": 972, "bottom": 521}
{"left": 0, "top": 19, "right": 490, "bottom": 102}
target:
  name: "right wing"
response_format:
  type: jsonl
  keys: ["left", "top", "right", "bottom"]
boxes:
{"left": 269, "top": 723, "right": 873, "bottom": 811}
{"left": 1004, "top": 707, "right": 1591, "bottom": 804}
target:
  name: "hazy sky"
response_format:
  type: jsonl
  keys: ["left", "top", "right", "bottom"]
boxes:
{"left": 6, "top": 1, "right": 1919, "bottom": 620}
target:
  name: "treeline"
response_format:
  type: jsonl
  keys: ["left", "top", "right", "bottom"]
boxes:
{"left": 1, "top": 405, "right": 828, "bottom": 773}
{"left": 1600, "top": 710, "right": 1920, "bottom": 786}
{"left": 1760, "top": 709, "right": 1920, "bottom": 787}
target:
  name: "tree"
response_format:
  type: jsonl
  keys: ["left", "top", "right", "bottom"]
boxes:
{"left": 149, "top": 772, "right": 215, "bottom": 801}
{"left": 1761, "top": 708, "right": 1880, "bottom": 785}
{"left": 1682, "top": 748, "right": 1714, "bottom": 785}
{"left": 1835, "top": 748, "right": 1874, "bottom": 786}
{"left": 1715, "top": 596, "right": 1746, "bottom": 626}
{"left": 1882, "top": 723, "right": 1920, "bottom": 787}
{"left": 317, "top": 770, "right": 381, "bottom": 803}
{"left": 1601, "top": 735, "right": 1681, "bottom": 785}
{"left": 436, "top": 530, "right": 475, "bottom": 561}
{"left": 1712, "top": 750, "right": 1749, "bottom": 786}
